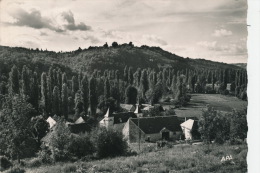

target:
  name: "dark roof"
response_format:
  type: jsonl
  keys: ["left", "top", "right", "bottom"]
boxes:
{"left": 68, "top": 123, "right": 91, "bottom": 134}
{"left": 120, "top": 104, "right": 136, "bottom": 112}
{"left": 113, "top": 112, "right": 137, "bottom": 124}
{"left": 130, "top": 116, "right": 182, "bottom": 134}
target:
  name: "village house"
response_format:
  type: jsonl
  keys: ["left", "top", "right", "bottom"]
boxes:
{"left": 123, "top": 115, "right": 182, "bottom": 143}
{"left": 99, "top": 108, "right": 137, "bottom": 132}
{"left": 120, "top": 104, "right": 136, "bottom": 112}
{"left": 178, "top": 117, "right": 200, "bottom": 140}
{"left": 41, "top": 116, "right": 91, "bottom": 146}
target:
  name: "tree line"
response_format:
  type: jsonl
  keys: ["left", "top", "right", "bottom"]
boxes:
{"left": 0, "top": 65, "right": 247, "bottom": 119}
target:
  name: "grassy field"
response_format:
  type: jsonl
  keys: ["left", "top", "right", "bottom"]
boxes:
{"left": 163, "top": 94, "right": 247, "bottom": 118}
{"left": 24, "top": 143, "right": 247, "bottom": 173}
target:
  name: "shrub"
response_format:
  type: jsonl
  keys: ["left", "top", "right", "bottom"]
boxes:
{"left": 6, "top": 167, "right": 25, "bottom": 173}
{"left": 68, "top": 133, "right": 95, "bottom": 158}
{"left": 91, "top": 127, "right": 128, "bottom": 158}
{"left": 27, "top": 157, "right": 42, "bottom": 167}
{"left": 63, "top": 164, "right": 77, "bottom": 173}
{"left": 49, "top": 119, "right": 73, "bottom": 162}
{"left": 199, "top": 106, "right": 230, "bottom": 144}
{"left": 112, "top": 42, "right": 119, "bottom": 47}
{"left": 37, "top": 145, "right": 53, "bottom": 164}
{"left": 0, "top": 156, "right": 12, "bottom": 171}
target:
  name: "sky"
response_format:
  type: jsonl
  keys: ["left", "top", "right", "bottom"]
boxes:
{"left": 0, "top": 0, "right": 248, "bottom": 63}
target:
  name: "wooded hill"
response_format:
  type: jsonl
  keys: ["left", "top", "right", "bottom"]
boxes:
{"left": 0, "top": 44, "right": 243, "bottom": 77}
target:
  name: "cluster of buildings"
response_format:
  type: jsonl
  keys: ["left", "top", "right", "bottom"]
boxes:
{"left": 43, "top": 103, "right": 199, "bottom": 144}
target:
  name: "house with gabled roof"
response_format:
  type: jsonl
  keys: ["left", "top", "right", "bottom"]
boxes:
{"left": 120, "top": 104, "right": 136, "bottom": 112}
{"left": 99, "top": 108, "right": 137, "bottom": 132}
{"left": 123, "top": 116, "right": 182, "bottom": 143}
{"left": 46, "top": 116, "right": 56, "bottom": 129}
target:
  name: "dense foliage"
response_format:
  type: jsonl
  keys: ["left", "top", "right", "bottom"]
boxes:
{"left": 199, "top": 106, "right": 247, "bottom": 144}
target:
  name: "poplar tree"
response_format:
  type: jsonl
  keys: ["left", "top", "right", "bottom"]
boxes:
{"left": 123, "top": 66, "right": 128, "bottom": 83}
{"left": 61, "top": 83, "right": 68, "bottom": 119}
{"left": 8, "top": 65, "right": 20, "bottom": 95}
{"left": 62, "top": 72, "right": 67, "bottom": 85}
{"left": 47, "top": 76, "right": 52, "bottom": 114}
{"left": 72, "top": 76, "right": 79, "bottom": 96}
{"left": 41, "top": 72, "right": 48, "bottom": 116}
{"left": 57, "top": 69, "right": 62, "bottom": 91}
{"left": 52, "top": 86, "right": 60, "bottom": 116}
{"left": 81, "top": 75, "right": 89, "bottom": 114}
{"left": 78, "top": 71, "right": 83, "bottom": 89}
{"left": 89, "top": 77, "right": 98, "bottom": 116}
{"left": 128, "top": 67, "right": 134, "bottom": 85}
{"left": 140, "top": 70, "right": 149, "bottom": 98}
{"left": 125, "top": 86, "right": 137, "bottom": 104}
{"left": 115, "top": 70, "right": 120, "bottom": 81}
{"left": 30, "top": 72, "right": 39, "bottom": 112}
{"left": 21, "top": 65, "right": 30, "bottom": 99}
{"left": 104, "top": 78, "right": 110, "bottom": 99}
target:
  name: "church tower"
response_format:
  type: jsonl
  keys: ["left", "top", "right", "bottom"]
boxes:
{"left": 103, "top": 108, "right": 114, "bottom": 129}
{"left": 134, "top": 104, "right": 143, "bottom": 118}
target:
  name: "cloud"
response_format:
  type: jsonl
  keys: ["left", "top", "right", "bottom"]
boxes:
{"left": 40, "top": 32, "right": 48, "bottom": 36}
{"left": 8, "top": 8, "right": 58, "bottom": 30}
{"left": 197, "top": 41, "right": 247, "bottom": 55}
{"left": 61, "top": 11, "right": 91, "bottom": 31}
{"left": 8, "top": 8, "right": 91, "bottom": 32}
{"left": 212, "top": 29, "right": 233, "bottom": 37}
{"left": 197, "top": 41, "right": 217, "bottom": 50}
{"left": 83, "top": 35, "right": 100, "bottom": 44}
{"left": 142, "top": 34, "right": 167, "bottom": 46}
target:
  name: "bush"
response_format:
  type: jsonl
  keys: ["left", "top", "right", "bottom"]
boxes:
{"left": 37, "top": 145, "right": 53, "bottom": 164}
{"left": 68, "top": 133, "right": 95, "bottom": 158}
{"left": 63, "top": 164, "right": 77, "bottom": 173}
{"left": 220, "top": 89, "right": 229, "bottom": 95}
{"left": 0, "top": 156, "right": 12, "bottom": 171}
{"left": 27, "top": 157, "right": 42, "bottom": 167}
{"left": 6, "top": 167, "right": 25, "bottom": 173}
{"left": 49, "top": 119, "right": 73, "bottom": 162}
{"left": 91, "top": 127, "right": 128, "bottom": 158}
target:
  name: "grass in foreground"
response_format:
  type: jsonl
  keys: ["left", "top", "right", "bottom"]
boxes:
{"left": 24, "top": 143, "right": 247, "bottom": 173}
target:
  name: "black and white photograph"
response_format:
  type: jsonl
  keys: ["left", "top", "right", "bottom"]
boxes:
{"left": 0, "top": 0, "right": 259, "bottom": 172}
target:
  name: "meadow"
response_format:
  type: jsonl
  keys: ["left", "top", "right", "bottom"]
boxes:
{"left": 24, "top": 143, "right": 247, "bottom": 173}
{"left": 164, "top": 94, "right": 247, "bottom": 118}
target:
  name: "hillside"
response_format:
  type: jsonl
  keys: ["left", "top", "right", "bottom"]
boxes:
{"left": 0, "top": 44, "right": 243, "bottom": 77}
{"left": 25, "top": 143, "right": 247, "bottom": 173}
{"left": 232, "top": 63, "right": 247, "bottom": 69}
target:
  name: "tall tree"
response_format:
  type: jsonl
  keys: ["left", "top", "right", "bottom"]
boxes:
{"left": 21, "top": 65, "right": 30, "bottom": 99}
{"left": 140, "top": 70, "right": 149, "bottom": 98}
{"left": 123, "top": 66, "right": 128, "bottom": 83}
{"left": 57, "top": 68, "right": 62, "bottom": 91}
{"left": 115, "top": 70, "right": 120, "bottom": 81}
{"left": 128, "top": 67, "right": 134, "bottom": 85}
{"left": 81, "top": 75, "right": 89, "bottom": 114}
{"left": 30, "top": 72, "right": 39, "bottom": 112}
{"left": 62, "top": 72, "right": 67, "bottom": 85}
{"left": 74, "top": 91, "right": 83, "bottom": 117}
{"left": 47, "top": 76, "right": 52, "bottom": 114}
{"left": 78, "top": 71, "right": 83, "bottom": 89}
{"left": 41, "top": 72, "right": 48, "bottom": 116}
{"left": 52, "top": 86, "right": 60, "bottom": 116}
{"left": 61, "top": 83, "right": 68, "bottom": 119}
{"left": 125, "top": 86, "right": 137, "bottom": 104}
{"left": 8, "top": 65, "right": 20, "bottom": 95}
{"left": 71, "top": 76, "right": 79, "bottom": 96}
{"left": 104, "top": 78, "right": 110, "bottom": 99}
{"left": 89, "top": 77, "right": 98, "bottom": 116}
{"left": 0, "top": 95, "right": 37, "bottom": 163}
